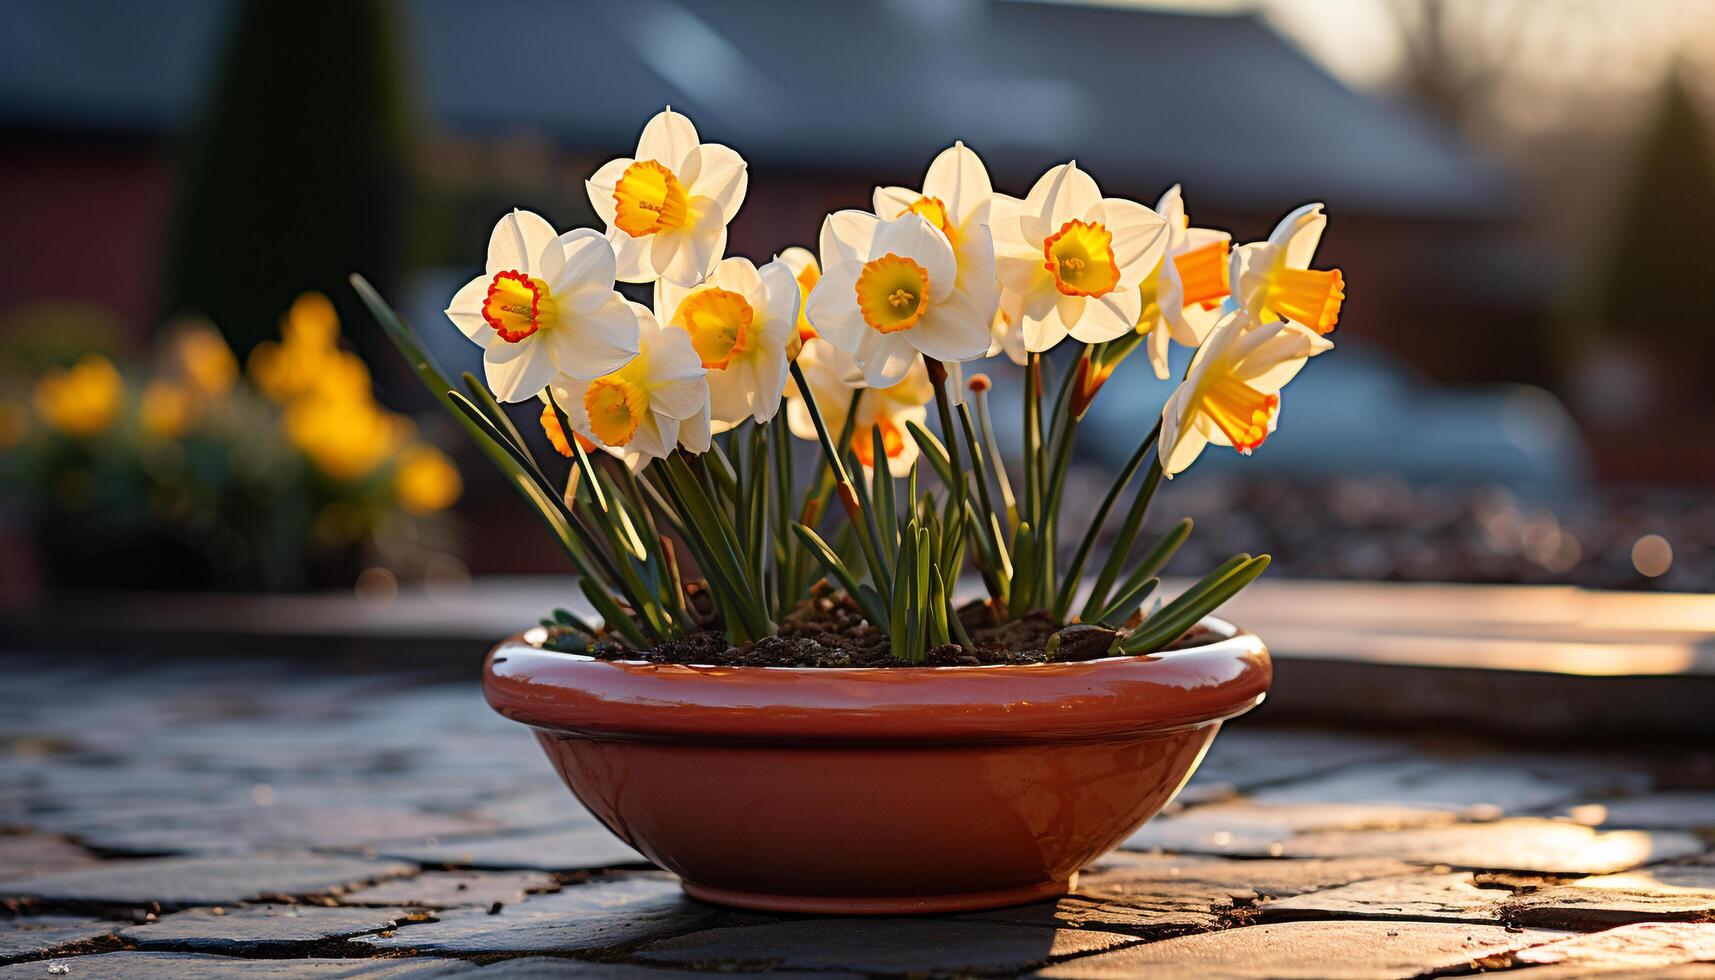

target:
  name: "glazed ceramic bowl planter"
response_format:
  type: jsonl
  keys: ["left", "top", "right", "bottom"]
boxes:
{"left": 483, "top": 617, "right": 1270, "bottom": 915}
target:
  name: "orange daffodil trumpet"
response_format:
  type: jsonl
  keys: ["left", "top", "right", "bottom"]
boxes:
{"left": 1158, "top": 310, "right": 1332, "bottom": 478}
{"left": 586, "top": 108, "right": 748, "bottom": 288}
{"left": 549, "top": 312, "right": 711, "bottom": 471}
{"left": 655, "top": 256, "right": 798, "bottom": 430}
{"left": 1136, "top": 185, "right": 1232, "bottom": 380}
{"left": 992, "top": 163, "right": 1169, "bottom": 353}
{"left": 1230, "top": 203, "right": 1344, "bottom": 336}
{"left": 446, "top": 210, "right": 643, "bottom": 403}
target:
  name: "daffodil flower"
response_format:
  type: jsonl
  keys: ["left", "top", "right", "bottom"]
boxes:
{"left": 777, "top": 246, "right": 821, "bottom": 352}
{"left": 585, "top": 108, "right": 747, "bottom": 287}
{"left": 992, "top": 163, "right": 1168, "bottom": 353}
{"left": 872, "top": 142, "right": 1001, "bottom": 327}
{"left": 1136, "top": 185, "right": 1232, "bottom": 380}
{"left": 1230, "top": 203, "right": 1345, "bottom": 335}
{"left": 549, "top": 307, "right": 711, "bottom": 471}
{"left": 807, "top": 211, "right": 991, "bottom": 387}
{"left": 1158, "top": 310, "right": 1333, "bottom": 478}
{"left": 785, "top": 337, "right": 932, "bottom": 478}
{"left": 446, "top": 211, "right": 643, "bottom": 403}
{"left": 989, "top": 286, "right": 1028, "bottom": 366}
{"left": 655, "top": 256, "right": 798, "bottom": 430}
{"left": 32, "top": 354, "right": 122, "bottom": 438}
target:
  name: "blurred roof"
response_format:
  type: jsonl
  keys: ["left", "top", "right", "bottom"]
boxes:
{"left": 0, "top": 0, "right": 1510, "bottom": 217}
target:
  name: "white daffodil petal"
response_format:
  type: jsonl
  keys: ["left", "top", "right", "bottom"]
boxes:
{"left": 678, "top": 405, "right": 712, "bottom": 454}
{"left": 758, "top": 257, "right": 801, "bottom": 333}
{"left": 545, "top": 294, "right": 643, "bottom": 380}
{"left": 1069, "top": 288, "right": 1142, "bottom": 344}
{"left": 1155, "top": 184, "right": 1187, "bottom": 249}
{"left": 446, "top": 275, "right": 491, "bottom": 342}
{"left": 1022, "top": 308, "right": 1071, "bottom": 353}
{"left": 708, "top": 368, "right": 753, "bottom": 426}
{"left": 585, "top": 157, "right": 631, "bottom": 226}
{"left": 1024, "top": 163, "right": 1102, "bottom": 230}
{"left": 924, "top": 141, "right": 992, "bottom": 226}
{"left": 805, "top": 261, "right": 867, "bottom": 353}
{"left": 819, "top": 210, "right": 881, "bottom": 269}
{"left": 1146, "top": 316, "right": 1172, "bottom": 380}
{"left": 856, "top": 330, "right": 918, "bottom": 388}
{"left": 995, "top": 242, "right": 1050, "bottom": 295}
{"left": 657, "top": 207, "right": 725, "bottom": 287}
{"left": 711, "top": 255, "right": 764, "bottom": 298}
{"left": 908, "top": 288, "right": 990, "bottom": 363}
{"left": 1273, "top": 202, "right": 1326, "bottom": 268}
{"left": 487, "top": 209, "right": 558, "bottom": 276}
{"left": 636, "top": 108, "right": 699, "bottom": 171}
{"left": 611, "top": 231, "right": 655, "bottom": 283}
{"left": 484, "top": 337, "right": 558, "bottom": 403}
{"left": 550, "top": 230, "right": 620, "bottom": 316}
{"left": 1100, "top": 198, "right": 1169, "bottom": 282}
{"left": 748, "top": 346, "right": 788, "bottom": 422}
{"left": 685, "top": 143, "right": 747, "bottom": 224}
{"left": 873, "top": 186, "right": 918, "bottom": 220}
{"left": 551, "top": 377, "right": 593, "bottom": 433}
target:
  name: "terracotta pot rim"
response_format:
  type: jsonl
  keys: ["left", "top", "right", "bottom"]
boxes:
{"left": 484, "top": 616, "right": 1271, "bottom": 745}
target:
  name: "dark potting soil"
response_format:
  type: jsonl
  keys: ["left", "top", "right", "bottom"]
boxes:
{"left": 538, "top": 589, "right": 1219, "bottom": 668}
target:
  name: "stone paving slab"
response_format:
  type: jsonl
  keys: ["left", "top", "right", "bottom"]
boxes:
{"left": 0, "top": 836, "right": 99, "bottom": 882}
{"left": 1251, "top": 755, "right": 1648, "bottom": 815}
{"left": 1500, "top": 865, "right": 1715, "bottom": 928}
{"left": 0, "top": 953, "right": 467, "bottom": 978}
{"left": 0, "top": 916, "right": 120, "bottom": 962}
{"left": 1030, "top": 920, "right": 1570, "bottom": 979}
{"left": 1258, "top": 871, "right": 1507, "bottom": 924}
{"left": 59, "top": 805, "right": 498, "bottom": 858}
{"left": 1121, "top": 801, "right": 1455, "bottom": 855}
{"left": 355, "top": 877, "right": 722, "bottom": 956}
{"left": 1086, "top": 852, "right": 1425, "bottom": 904}
{"left": 1505, "top": 921, "right": 1715, "bottom": 975}
{"left": 120, "top": 904, "right": 433, "bottom": 953}
{"left": 1573, "top": 792, "right": 1715, "bottom": 831}
{"left": 374, "top": 826, "right": 644, "bottom": 872}
{"left": 1278, "top": 819, "right": 1705, "bottom": 874}
{"left": 632, "top": 919, "right": 1140, "bottom": 975}
{"left": 0, "top": 856, "right": 415, "bottom": 910}
{"left": 341, "top": 871, "right": 561, "bottom": 910}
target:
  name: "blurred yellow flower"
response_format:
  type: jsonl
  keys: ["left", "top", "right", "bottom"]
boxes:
{"left": 249, "top": 292, "right": 342, "bottom": 404}
{"left": 285, "top": 396, "right": 409, "bottom": 482}
{"left": 168, "top": 322, "right": 239, "bottom": 397}
{"left": 140, "top": 380, "right": 197, "bottom": 440}
{"left": 33, "top": 354, "right": 122, "bottom": 438}
{"left": 0, "top": 399, "right": 27, "bottom": 449}
{"left": 395, "top": 442, "right": 462, "bottom": 514}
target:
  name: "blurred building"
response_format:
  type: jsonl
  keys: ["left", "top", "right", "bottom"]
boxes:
{"left": 0, "top": 0, "right": 1534, "bottom": 379}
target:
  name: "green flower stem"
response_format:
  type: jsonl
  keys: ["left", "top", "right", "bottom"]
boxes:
{"left": 1081, "top": 456, "right": 1164, "bottom": 622}
{"left": 788, "top": 359, "right": 891, "bottom": 597}
{"left": 922, "top": 357, "right": 967, "bottom": 498}
{"left": 971, "top": 382, "right": 1016, "bottom": 527}
{"left": 1053, "top": 420, "right": 1161, "bottom": 621}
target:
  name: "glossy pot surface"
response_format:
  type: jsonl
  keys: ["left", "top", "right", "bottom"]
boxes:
{"left": 483, "top": 617, "right": 1270, "bottom": 914}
